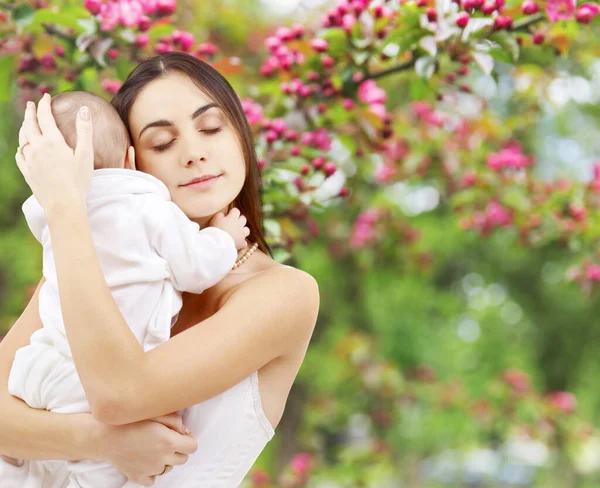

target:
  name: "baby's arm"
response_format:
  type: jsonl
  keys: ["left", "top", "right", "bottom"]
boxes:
{"left": 151, "top": 200, "right": 238, "bottom": 294}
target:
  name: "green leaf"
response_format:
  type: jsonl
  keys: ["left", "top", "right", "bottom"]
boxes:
{"left": 0, "top": 56, "right": 16, "bottom": 103}
{"left": 147, "top": 24, "right": 176, "bottom": 42}
{"left": 502, "top": 189, "right": 530, "bottom": 212}
{"left": 489, "top": 31, "right": 520, "bottom": 63}
{"left": 272, "top": 248, "right": 292, "bottom": 264}
{"left": 264, "top": 218, "right": 282, "bottom": 238}
{"left": 115, "top": 58, "right": 133, "bottom": 82}
{"left": 13, "top": 5, "right": 35, "bottom": 33}
{"left": 321, "top": 28, "right": 347, "bottom": 58}
{"left": 409, "top": 78, "right": 434, "bottom": 101}
{"left": 32, "top": 9, "right": 86, "bottom": 33}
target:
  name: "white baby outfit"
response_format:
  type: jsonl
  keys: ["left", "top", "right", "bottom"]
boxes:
{"left": 2, "top": 168, "right": 240, "bottom": 488}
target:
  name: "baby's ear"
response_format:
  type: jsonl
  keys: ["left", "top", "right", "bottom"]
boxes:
{"left": 124, "top": 145, "right": 136, "bottom": 170}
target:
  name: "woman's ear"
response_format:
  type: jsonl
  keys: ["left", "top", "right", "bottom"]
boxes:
{"left": 124, "top": 145, "right": 136, "bottom": 170}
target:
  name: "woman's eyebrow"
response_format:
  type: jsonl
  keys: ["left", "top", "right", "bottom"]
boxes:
{"left": 138, "top": 103, "right": 219, "bottom": 139}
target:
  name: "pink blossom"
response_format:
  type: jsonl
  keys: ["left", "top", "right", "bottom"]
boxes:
{"left": 141, "top": 0, "right": 158, "bottom": 14}
{"left": 486, "top": 201, "right": 513, "bottom": 227}
{"left": 99, "top": 1, "right": 119, "bottom": 31}
{"left": 275, "top": 26, "right": 295, "bottom": 42}
{"left": 119, "top": 0, "right": 144, "bottom": 27}
{"left": 39, "top": 54, "right": 56, "bottom": 69}
{"left": 503, "top": 368, "right": 531, "bottom": 393}
{"left": 545, "top": 0, "right": 576, "bottom": 22}
{"left": 369, "top": 103, "right": 387, "bottom": 120}
{"left": 358, "top": 79, "right": 387, "bottom": 104}
{"left": 196, "top": 42, "right": 218, "bottom": 56}
{"left": 568, "top": 204, "right": 587, "bottom": 221}
{"left": 290, "top": 452, "right": 313, "bottom": 476}
{"left": 310, "top": 38, "right": 329, "bottom": 53}
{"left": 586, "top": 263, "right": 600, "bottom": 281}
{"left": 102, "top": 78, "right": 122, "bottom": 95}
{"left": 384, "top": 140, "right": 410, "bottom": 161}
{"left": 240, "top": 98, "right": 264, "bottom": 126}
{"left": 85, "top": 0, "right": 102, "bottom": 15}
{"left": 350, "top": 209, "right": 382, "bottom": 248}
{"left": 375, "top": 162, "right": 397, "bottom": 184}
{"left": 575, "top": 2, "right": 600, "bottom": 22}
{"left": 136, "top": 33, "right": 149, "bottom": 47}
{"left": 547, "top": 392, "right": 577, "bottom": 413}
{"left": 487, "top": 143, "right": 531, "bottom": 171}
{"left": 156, "top": 0, "right": 177, "bottom": 14}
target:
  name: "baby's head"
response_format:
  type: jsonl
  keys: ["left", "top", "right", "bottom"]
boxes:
{"left": 51, "top": 91, "right": 131, "bottom": 170}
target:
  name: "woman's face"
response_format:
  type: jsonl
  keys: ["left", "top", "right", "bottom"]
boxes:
{"left": 128, "top": 71, "right": 246, "bottom": 225}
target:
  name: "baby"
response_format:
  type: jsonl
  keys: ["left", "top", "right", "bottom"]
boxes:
{"left": 1, "top": 91, "right": 247, "bottom": 488}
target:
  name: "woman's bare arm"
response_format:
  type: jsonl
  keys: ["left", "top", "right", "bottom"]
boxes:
{"left": 0, "top": 279, "right": 98, "bottom": 460}
{"left": 43, "top": 201, "right": 319, "bottom": 426}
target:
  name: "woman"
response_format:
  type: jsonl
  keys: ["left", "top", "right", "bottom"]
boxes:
{"left": 0, "top": 52, "right": 319, "bottom": 487}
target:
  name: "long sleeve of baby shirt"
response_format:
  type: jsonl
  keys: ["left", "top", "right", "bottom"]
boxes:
{"left": 150, "top": 199, "right": 238, "bottom": 294}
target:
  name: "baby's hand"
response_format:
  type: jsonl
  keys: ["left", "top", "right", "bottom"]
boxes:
{"left": 208, "top": 207, "right": 250, "bottom": 250}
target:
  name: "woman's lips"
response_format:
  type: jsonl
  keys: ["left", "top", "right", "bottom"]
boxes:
{"left": 181, "top": 175, "right": 221, "bottom": 189}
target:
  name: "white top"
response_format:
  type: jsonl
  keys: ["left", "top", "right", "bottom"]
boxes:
{"left": 22, "top": 168, "right": 238, "bottom": 356}
{"left": 132, "top": 371, "right": 275, "bottom": 488}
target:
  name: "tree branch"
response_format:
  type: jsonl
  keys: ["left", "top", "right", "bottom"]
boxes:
{"left": 510, "top": 12, "right": 545, "bottom": 31}
{"left": 367, "top": 58, "right": 416, "bottom": 80}
{"left": 42, "top": 24, "right": 75, "bottom": 44}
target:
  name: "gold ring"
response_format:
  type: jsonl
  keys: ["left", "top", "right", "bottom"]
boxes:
{"left": 159, "top": 465, "right": 173, "bottom": 476}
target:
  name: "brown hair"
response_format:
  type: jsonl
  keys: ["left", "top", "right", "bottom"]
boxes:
{"left": 52, "top": 91, "right": 130, "bottom": 169}
{"left": 110, "top": 52, "right": 271, "bottom": 256}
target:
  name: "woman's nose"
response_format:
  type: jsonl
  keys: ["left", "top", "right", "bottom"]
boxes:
{"left": 184, "top": 153, "right": 208, "bottom": 166}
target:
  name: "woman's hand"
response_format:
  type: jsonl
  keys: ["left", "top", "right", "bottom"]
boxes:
{"left": 15, "top": 93, "right": 94, "bottom": 211}
{"left": 95, "top": 412, "right": 198, "bottom": 486}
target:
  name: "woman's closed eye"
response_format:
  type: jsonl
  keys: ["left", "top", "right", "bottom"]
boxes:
{"left": 152, "top": 127, "right": 223, "bottom": 153}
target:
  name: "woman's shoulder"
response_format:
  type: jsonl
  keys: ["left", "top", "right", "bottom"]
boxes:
{"left": 221, "top": 260, "right": 319, "bottom": 321}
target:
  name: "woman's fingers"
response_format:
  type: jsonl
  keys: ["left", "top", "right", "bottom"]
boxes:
{"left": 22, "top": 101, "right": 43, "bottom": 146}
{"left": 168, "top": 452, "right": 189, "bottom": 466}
{"left": 164, "top": 429, "right": 198, "bottom": 455}
{"left": 15, "top": 147, "right": 28, "bottom": 180}
{"left": 150, "top": 412, "right": 189, "bottom": 435}
{"left": 74, "top": 106, "right": 94, "bottom": 167}
{"left": 36, "top": 93, "right": 64, "bottom": 141}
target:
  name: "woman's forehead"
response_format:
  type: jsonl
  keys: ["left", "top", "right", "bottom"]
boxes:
{"left": 130, "top": 75, "right": 216, "bottom": 130}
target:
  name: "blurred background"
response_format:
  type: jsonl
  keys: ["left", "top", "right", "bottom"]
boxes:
{"left": 2, "top": 0, "right": 600, "bottom": 486}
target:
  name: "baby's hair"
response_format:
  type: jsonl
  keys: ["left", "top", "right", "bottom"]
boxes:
{"left": 51, "top": 91, "right": 131, "bottom": 169}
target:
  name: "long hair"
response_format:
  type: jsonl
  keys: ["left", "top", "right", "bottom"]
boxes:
{"left": 111, "top": 52, "right": 271, "bottom": 256}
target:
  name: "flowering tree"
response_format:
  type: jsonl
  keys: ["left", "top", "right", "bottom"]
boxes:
{"left": 2, "top": 0, "right": 600, "bottom": 484}
{"left": 2, "top": 0, "right": 600, "bottom": 277}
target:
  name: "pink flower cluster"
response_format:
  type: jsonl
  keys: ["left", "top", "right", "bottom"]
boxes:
{"left": 487, "top": 142, "right": 532, "bottom": 171}
{"left": 240, "top": 97, "right": 264, "bottom": 126}
{"left": 154, "top": 32, "right": 217, "bottom": 56}
{"left": 350, "top": 208, "right": 382, "bottom": 248}
{"left": 357, "top": 79, "right": 389, "bottom": 120}
{"left": 260, "top": 25, "right": 306, "bottom": 75}
{"left": 545, "top": 0, "right": 599, "bottom": 22}
{"left": 280, "top": 78, "right": 313, "bottom": 97}
{"left": 411, "top": 101, "right": 445, "bottom": 127}
{"left": 547, "top": 391, "right": 577, "bottom": 414}
{"left": 102, "top": 78, "right": 122, "bottom": 94}
{"left": 321, "top": 0, "right": 392, "bottom": 34}
{"left": 84, "top": 0, "right": 176, "bottom": 32}
{"left": 375, "top": 162, "right": 397, "bottom": 184}
{"left": 463, "top": 201, "right": 514, "bottom": 235}
{"left": 503, "top": 368, "right": 531, "bottom": 394}
{"left": 300, "top": 128, "right": 332, "bottom": 151}
{"left": 590, "top": 162, "right": 600, "bottom": 192}
{"left": 290, "top": 452, "right": 314, "bottom": 477}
